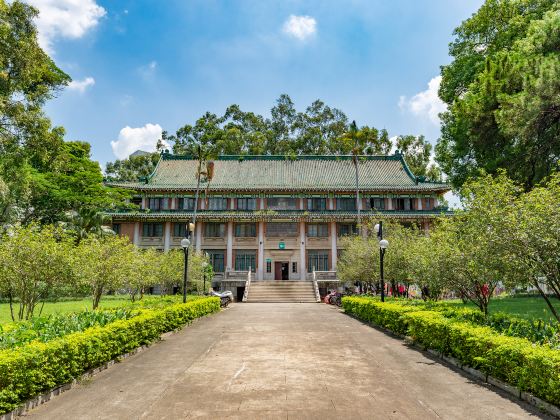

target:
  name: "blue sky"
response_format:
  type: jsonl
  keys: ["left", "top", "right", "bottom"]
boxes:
{"left": 33, "top": 0, "right": 483, "bottom": 167}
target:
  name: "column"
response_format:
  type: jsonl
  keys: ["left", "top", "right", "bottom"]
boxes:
{"left": 226, "top": 221, "right": 233, "bottom": 271}
{"left": 141, "top": 197, "right": 147, "bottom": 210}
{"left": 328, "top": 197, "right": 335, "bottom": 210}
{"left": 195, "top": 223, "right": 202, "bottom": 253}
{"left": 259, "top": 197, "right": 265, "bottom": 210}
{"left": 417, "top": 197, "right": 423, "bottom": 211}
{"left": 258, "top": 221, "right": 264, "bottom": 280}
{"left": 434, "top": 196, "right": 439, "bottom": 208}
{"left": 330, "top": 221, "right": 337, "bottom": 271}
{"left": 163, "top": 221, "right": 171, "bottom": 251}
{"left": 170, "top": 197, "right": 176, "bottom": 210}
{"left": 133, "top": 222, "right": 140, "bottom": 246}
{"left": 387, "top": 197, "right": 393, "bottom": 210}
{"left": 300, "top": 221, "right": 306, "bottom": 280}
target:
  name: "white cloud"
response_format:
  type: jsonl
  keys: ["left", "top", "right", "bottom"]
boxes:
{"left": 138, "top": 60, "right": 157, "bottom": 80}
{"left": 282, "top": 15, "right": 317, "bottom": 40}
{"left": 67, "top": 76, "right": 95, "bottom": 93}
{"left": 110, "top": 123, "right": 168, "bottom": 159}
{"left": 399, "top": 76, "right": 447, "bottom": 125}
{"left": 28, "top": 0, "right": 106, "bottom": 53}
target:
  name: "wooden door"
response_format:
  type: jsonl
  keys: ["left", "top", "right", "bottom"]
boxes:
{"left": 274, "top": 262, "right": 282, "bottom": 280}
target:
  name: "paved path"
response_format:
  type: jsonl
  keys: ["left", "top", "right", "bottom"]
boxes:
{"left": 25, "top": 303, "right": 546, "bottom": 419}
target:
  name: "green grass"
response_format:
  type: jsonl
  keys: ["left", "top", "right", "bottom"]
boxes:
{"left": 449, "top": 296, "right": 560, "bottom": 322}
{"left": 0, "top": 294, "right": 200, "bottom": 325}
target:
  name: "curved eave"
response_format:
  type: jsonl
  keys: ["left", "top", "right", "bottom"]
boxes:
{"left": 104, "top": 183, "right": 451, "bottom": 194}
{"left": 107, "top": 210, "right": 453, "bottom": 222}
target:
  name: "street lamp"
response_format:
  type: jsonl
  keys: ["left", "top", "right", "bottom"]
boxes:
{"left": 181, "top": 222, "right": 195, "bottom": 303}
{"left": 374, "top": 222, "right": 389, "bottom": 302}
{"left": 202, "top": 261, "right": 209, "bottom": 295}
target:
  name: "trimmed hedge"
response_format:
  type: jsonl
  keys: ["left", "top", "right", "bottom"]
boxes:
{"left": 343, "top": 297, "right": 560, "bottom": 406}
{"left": 0, "top": 297, "right": 220, "bottom": 414}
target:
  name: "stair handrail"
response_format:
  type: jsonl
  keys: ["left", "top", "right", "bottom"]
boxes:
{"left": 242, "top": 266, "right": 252, "bottom": 302}
{"left": 312, "top": 268, "right": 320, "bottom": 302}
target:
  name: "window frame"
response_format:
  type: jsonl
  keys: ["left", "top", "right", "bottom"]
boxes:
{"left": 235, "top": 251, "right": 257, "bottom": 272}
{"left": 234, "top": 222, "right": 257, "bottom": 238}
{"left": 207, "top": 198, "right": 228, "bottom": 210}
{"left": 307, "top": 198, "right": 327, "bottom": 211}
{"left": 307, "top": 223, "right": 329, "bottom": 238}
{"left": 237, "top": 198, "right": 257, "bottom": 210}
{"left": 336, "top": 198, "right": 357, "bottom": 211}
{"left": 204, "top": 222, "right": 226, "bottom": 238}
{"left": 307, "top": 250, "right": 329, "bottom": 272}
{"left": 267, "top": 197, "right": 298, "bottom": 210}
{"left": 266, "top": 222, "right": 298, "bottom": 237}
{"left": 142, "top": 223, "right": 163, "bottom": 238}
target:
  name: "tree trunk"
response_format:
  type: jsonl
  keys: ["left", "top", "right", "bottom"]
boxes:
{"left": 534, "top": 280, "right": 560, "bottom": 323}
{"left": 8, "top": 293, "right": 14, "bottom": 322}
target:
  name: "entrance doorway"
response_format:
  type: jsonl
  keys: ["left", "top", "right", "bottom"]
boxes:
{"left": 274, "top": 262, "right": 290, "bottom": 280}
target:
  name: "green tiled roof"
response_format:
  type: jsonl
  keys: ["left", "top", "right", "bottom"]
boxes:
{"left": 107, "top": 153, "right": 450, "bottom": 193}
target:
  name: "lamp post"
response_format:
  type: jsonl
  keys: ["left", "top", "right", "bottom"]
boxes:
{"left": 181, "top": 222, "right": 195, "bottom": 303}
{"left": 374, "top": 222, "right": 389, "bottom": 302}
{"left": 202, "top": 261, "right": 209, "bottom": 295}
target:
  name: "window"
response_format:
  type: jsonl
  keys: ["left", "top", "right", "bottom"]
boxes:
{"left": 142, "top": 223, "right": 163, "bottom": 237}
{"left": 394, "top": 198, "right": 415, "bottom": 211}
{"left": 177, "top": 197, "right": 195, "bottom": 210}
{"left": 204, "top": 223, "right": 226, "bottom": 238}
{"left": 207, "top": 250, "right": 225, "bottom": 273}
{"left": 207, "top": 198, "right": 228, "bottom": 210}
{"left": 237, "top": 198, "right": 257, "bottom": 210}
{"left": 267, "top": 197, "right": 297, "bottom": 210}
{"left": 307, "top": 250, "right": 329, "bottom": 272}
{"left": 307, "top": 198, "right": 327, "bottom": 211}
{"left": 173, "top": 223, "right": 187, "bottom": 237}
{"left": 368, "top": 198, "right": 385, "bottom": 210}
{"left": 336, "top": 198, "right": 357, "bottom": 211}
{"left": 112, "top": 223, "right": 121, "bottom": 234}
{"left": 266, "top": 261, "right": 272, "bottom": 273}
{"left": 131, "top": 197, "right": 142, "bottom": 207}
{"left": 235, "top": 223, "right": 256, "bottom": 237}
{"left": 307, "top": 223, "right": 328, "bottom": 237}
{"left": 235, "top": 251, "right": 256, "bottom": 272}
{"left": 422, "top": 198, "right": 433, "bottom": 210}
{"left": 292, "top": 262, "right": 297, "bottom": 273}
{"left": 148, "top": 198, "right": 168, "bottom": 210}
{"left": 338, "top": 223, "right": 357, "bottom": 237}
{"left": 266, "top": 222, "right": 298, "bottom": 237}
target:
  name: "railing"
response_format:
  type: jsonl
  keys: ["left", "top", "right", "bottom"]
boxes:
{"left": 242, "top": 266, "right": 252, "bottom": 302}
{"left": 312, "top": 270, "right": 320, "bottom": 303}
{"left": 314, "top": 270, "right": 339, "bottom": 281}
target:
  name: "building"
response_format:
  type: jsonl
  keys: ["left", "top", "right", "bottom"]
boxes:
{"left": 106, "top": 152, "right": 450, "bottom": 297}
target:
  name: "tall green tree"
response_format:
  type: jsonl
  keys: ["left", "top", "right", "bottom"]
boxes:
{"left": 436, "top": 0, "right": 559, "bottom": 189}
{"left": 105, "top": 152, "right": 160, "bottom": 182}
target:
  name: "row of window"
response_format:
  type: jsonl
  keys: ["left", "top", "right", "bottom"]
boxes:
{"left": 205, "top": 250, "right": 329, "bottom": 273}
{"left": 138, "top": 197, "right": 435, "bottom": 211}
{"left": 140, "top": 222, "right": 358, "bottom": 238}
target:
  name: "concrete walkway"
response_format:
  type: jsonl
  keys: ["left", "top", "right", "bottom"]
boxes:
{"left": 25, "top": 303, "right": 546, "bottom": 419}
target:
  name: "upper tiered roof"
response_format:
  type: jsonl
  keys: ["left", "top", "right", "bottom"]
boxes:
{"left": 106, "top": 153, "right": 450, "bottom": 193}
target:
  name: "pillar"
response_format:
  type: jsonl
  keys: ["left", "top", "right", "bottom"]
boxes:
{"left": 170, "top": 197, "right": 176, "bottom": 210}
{"left": 434, "top": 196, "right": 439, "bottom": 208}
{"left": 300, "top": 221, "right": 306, "bottom": 280}
{"left": 133, "top": 222, "right": 140, "bottom": 246}
{"left": 141, "top": 197, "right": 147, "bottom": 210}
{"left": 195, "top": 223, "right": 202, "bottom": 253}
{"left": 328, "top": 197, "right": 335, "bottom": 210}
{"left": 387, "top": 197, "right": 393, "bottom": 210}
{"left": 417, "top": 197, "right": 423, "bottom": 211}
{"left": 226, "top": 221, "right": 233, "bottom": 271}
{"left": 330, "top": 221, "right": 337, "bottom": 271}
{"left": 258, "top": 221, "right": 264, "bottom": 280}
{"left": 164, "top": 221, "right": 171, "bottom": 251}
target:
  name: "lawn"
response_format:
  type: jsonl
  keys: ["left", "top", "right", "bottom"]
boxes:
{"left": 0, "top": 294, "right": 198, "bottom": 324}
{"left": 450, "top": 295, "right": 560, "bottom": 322}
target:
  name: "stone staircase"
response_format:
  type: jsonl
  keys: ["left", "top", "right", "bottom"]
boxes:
{"left": 245, "top": 281, "right": 317, "bottom": 303}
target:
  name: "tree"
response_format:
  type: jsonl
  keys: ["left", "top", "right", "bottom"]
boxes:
{"left": 396, "top": 135, "right": 442, "bottom": 181}
{"left": 436, "top": 0, "right": 559, "bottom": 189}
{"left": 59, "top": 208, "right": 116, "bottom": 244}
{"left": 77, "top": 235, "right": 137, "bottom": 309}
{"left": 104, "top": 152, "right": 160, "bottom": 182}
{"left": 508, "top": 172, "right": 560, "bottom": 321}
{"left": 126, "top": 248, "right": 159, "bottom": 302}
{"left": 337, "top": 234, "right": 380, "bottom": 292}
{"left": 0, "top": 224, "right": 75, "bottom": 320}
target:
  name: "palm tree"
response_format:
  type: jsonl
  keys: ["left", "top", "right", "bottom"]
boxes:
{"left": 61, "top": 209, "right": 115, "bottom": 244}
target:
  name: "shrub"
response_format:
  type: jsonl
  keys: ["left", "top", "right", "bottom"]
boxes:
{"left": 342, "top": 296, "right": 560, "bottom": 406}
{"left": 0, "top": 297, "right": 220, "bottom": 414}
